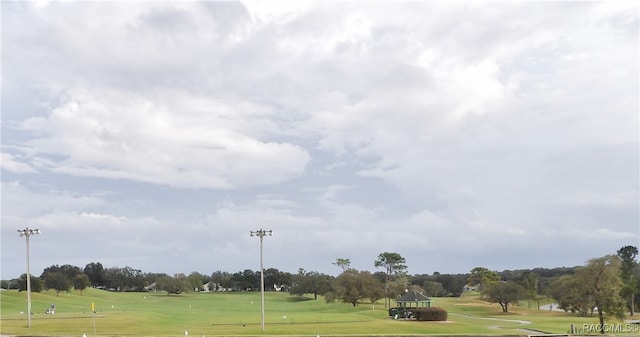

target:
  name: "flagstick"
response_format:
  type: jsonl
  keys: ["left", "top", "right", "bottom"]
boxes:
{"left": 92, "top": 303, "right": 96, "bottom": 336}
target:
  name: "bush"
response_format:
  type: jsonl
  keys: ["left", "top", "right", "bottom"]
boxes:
{"left": 411, "top": 307, "right": 448, "bottom": 321}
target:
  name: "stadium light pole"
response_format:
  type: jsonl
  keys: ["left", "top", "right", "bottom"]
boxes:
{"left": 17, "top": 227, "right": 40, "bottom": 328}
{"left": 250, "top": 229, "right": 272, "bottom": 331}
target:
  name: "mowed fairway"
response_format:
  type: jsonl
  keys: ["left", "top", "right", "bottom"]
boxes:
{"left": 0, "top": 288, "right": 632, "bottom": 336}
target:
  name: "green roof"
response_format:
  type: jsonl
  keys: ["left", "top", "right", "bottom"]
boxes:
{"left": 396, "top": 290, "right": 431, "bottom": 303}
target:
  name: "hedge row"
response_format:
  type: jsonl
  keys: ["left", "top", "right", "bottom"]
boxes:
{"left": 411, "top": 307, "right": 448, "bottom": 321}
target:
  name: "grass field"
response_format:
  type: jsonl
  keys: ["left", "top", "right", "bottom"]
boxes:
{"left": 0, "top": 288, "right": 636, "bottom": 336}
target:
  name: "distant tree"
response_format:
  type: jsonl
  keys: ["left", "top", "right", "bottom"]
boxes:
{"left": 6, "top": 278, "right": 20, "bottom": 290}
{"left": 310, "top": 272, "right": 333, "bottom": 299}
{"left": 103, "top": 267, "right": 124, "bottom": 290}
{"left": 548, "top": 255, "right": 627, "bottom": 333}
{"left": 423, "top": 280, "right": 446, "bottom": 297}
{"left": 199, "top": 273, "right": 212, "bottom": 286}
{"left": 433, "top": 273, "right": 468, "bottom": 297}
{"left": 328, "top": 270, "right": 377, "bottom": 307}
{"left": 363, "top": 273, "right": 385, "bottom": 304}
{"left": 124, "top": 266, "right": 146, "bottom": 291}
{"left": 263, "top": 268, "right": 278, "bottom": 290}
{"left": 617, "top": 245, "right": 639, "bottom": 315}
{"left": 155, "top": 275, "right": 172, "bottom": 294}
{"left": 41, "top": 264, "right": 82, "bottom": 280}
{"left": 532, "top": 266, "right": 578, "bottom": 278}
{"left": 187, "top": 272, "right": 204, "bottom": 291}
{"left": 156, "top": 275, "right": 188, "bottom": 294}
{"left": 374, "top": 252, "right": 407, "bottom": 309}
{"left": 44, "top": 272, "right": 71, "bottom": 296}
{"left": 83, "top": 262, "right": 105, "bottom": 287}
{"left": 485, "top": 281, "right": 526, "bottom": 312}
{"left": 33, "top": 277, "right": 44, "bottom": 293}
{"left": 388, "top": 276, "right": 409, "bottom": 300}
{"left": 18, "top": 274, "right": 43, "bottom": 292}
{"left": 143, "top": 273, "right": 165, "bottom": 291}
{"left": 290, "top": 268, "right": 307, "bottom": 297}
{"left": 73, "top": 274, "right": 91, "bottom": 295}
{"left": 547, "top": 274, "right": 594, "bottom": 316}
{"left": 333, "top": 258, "right": 351, "bottom": 272}
{"left": 279, "top": 270, "right": 293, "bottom": 290}
{"left": 372, "top": 271, "right": 387, "bottom": 284}
{"left": 264, "top": 268, "right": 291, "bottom": 291}
{"left": 467, "top": 267, "right": 500, "bottom": 298}
{"left": 582, "top": 255, "right": 625, "bottom": 334}
{"left": 290, "top": 269, "right": 332, "bottom": 299}
{"left": 238, "top": 269, "right": 259, "bottom": 290}
{"left": 635, "top": 264, "right": 640, "bottom": 315}
{"left": 210, "top": 270, "right": 233, "bottom": 291}
{"left": 411, "top": 274, "right": 430, "bottom": 288}
{"left": 103, "top": 266, "right": 145, "bottom": 291}
{"left": 515, "top": 271, "right": 541, "bottom": 309}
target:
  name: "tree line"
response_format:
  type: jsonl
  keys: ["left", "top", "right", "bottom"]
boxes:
{"left": 3, "top": 246, "right": 638, "bottom": 330}
{"left": 462, "top": 246, "right": 638, "bottom": 335}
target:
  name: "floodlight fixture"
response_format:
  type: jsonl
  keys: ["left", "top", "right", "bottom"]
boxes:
{"left": 250, "top": 228, "right": 272, "bottom": 331}
{"left": 17, "top": 227, "right": 40, "bottom": 328}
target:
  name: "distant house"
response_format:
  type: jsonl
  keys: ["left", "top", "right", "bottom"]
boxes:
{"left": 463, "top": 284, "right": 478, "bottom": 292}
{"left": 395, "top": 290, "right": 431, "bottom": 311}
{"left": 145, "top": 282, "right": 158, "bottom": 292}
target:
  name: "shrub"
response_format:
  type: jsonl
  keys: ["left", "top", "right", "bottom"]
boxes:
{"left": 411, "top": 306, "right": 448, "bottom": 321}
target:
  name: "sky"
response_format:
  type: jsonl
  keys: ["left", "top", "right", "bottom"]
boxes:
{"left": 1, "top": 1, "right": 638, "bottom": 280}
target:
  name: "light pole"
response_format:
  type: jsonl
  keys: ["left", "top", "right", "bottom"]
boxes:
{"left": 250, "top": 229, "right": 272, "bottom": 331}
{"left": 17, "top": 227, "right": 40, "bottom": 328}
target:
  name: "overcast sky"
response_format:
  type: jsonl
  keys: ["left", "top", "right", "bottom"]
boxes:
{"left": 1, "top": 1, "right": 638, "bottom": 280}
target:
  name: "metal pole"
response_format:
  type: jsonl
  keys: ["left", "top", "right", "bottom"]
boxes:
{"left": 18, "top": 228, "right": 40, "bottom": 329}
{"left": 259, "top": 235, "right": 265, "bottom": 331}
{"left": 26, "top": 234, "right": 32, "bottom": 328}
{"left": 250, "top": 229, "right": 271, "bottom": 331}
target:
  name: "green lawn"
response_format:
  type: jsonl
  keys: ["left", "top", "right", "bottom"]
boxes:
{"left": 0, "top": 289, "right": 634, "bottom": 336}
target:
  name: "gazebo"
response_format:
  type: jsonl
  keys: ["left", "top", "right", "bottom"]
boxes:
{"left": 395, "top": 290, "right": 431, "bottom": 316}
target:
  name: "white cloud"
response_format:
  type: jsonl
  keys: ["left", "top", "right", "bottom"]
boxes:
{"left": 1, "top": 152, "right": 36, "bottom": 173}
{"left": 0, "top": 181, "right": 106, "bottom": 219}
{"left": 18, "top": 88, "right": 310, "bottom": 189}
{"left": 242, "top": 0, "right": 313, "bottom": 22}
{"left": 543, "top": 228, "right": 639, "bottom": 241}
{"left": 1, "top": 1, "right": 637, "bottom": 278}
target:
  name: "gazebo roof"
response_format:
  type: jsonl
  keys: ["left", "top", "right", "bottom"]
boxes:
{"left": 396, "top": 290, "right": 431, "bottom": 303}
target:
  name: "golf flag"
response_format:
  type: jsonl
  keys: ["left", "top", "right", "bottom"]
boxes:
{"left": 91, "top": 301, "right": 97, "bottom": 335}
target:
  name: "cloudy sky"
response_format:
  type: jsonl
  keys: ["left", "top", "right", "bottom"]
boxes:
{"left": 1, "top": 1, "right": 638, "bottom": 280}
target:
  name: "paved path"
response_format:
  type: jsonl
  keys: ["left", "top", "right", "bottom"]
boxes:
{"left": 449, "top": 312, "right": 541, "bottom": 334}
